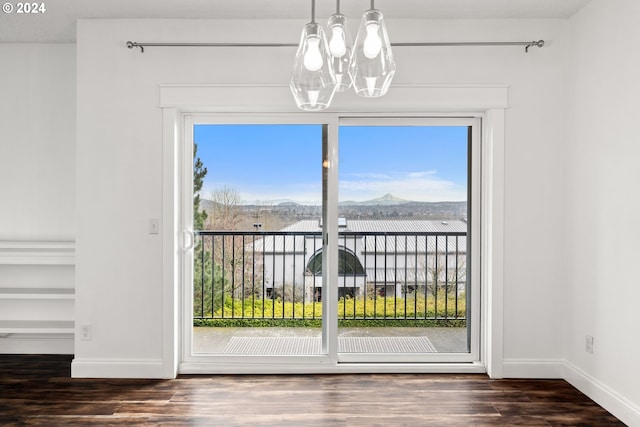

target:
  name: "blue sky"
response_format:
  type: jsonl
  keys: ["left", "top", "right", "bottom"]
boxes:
{"left": 194, "top": 124, "right": 468, "bottom": 204}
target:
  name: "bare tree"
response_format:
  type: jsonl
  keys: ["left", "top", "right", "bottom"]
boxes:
{"left": 420, "top": 251, "right": 466, "bottom": 318}
{"left": 426, "top": 253, "right": 466, "bottom": 295}
{"left": 205, "top": 186, "right": 265, "bottom": 305}
{"left": 207, "top": 186, "right": 242, "bottom": 230}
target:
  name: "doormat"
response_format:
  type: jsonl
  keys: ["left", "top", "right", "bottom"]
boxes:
{"left": 222, "top": 336, "right": 436, "bottom": 355}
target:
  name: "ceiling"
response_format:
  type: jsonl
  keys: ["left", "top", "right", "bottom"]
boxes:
{"left": 1, "top": 0, "right": 591, "bottom": 43}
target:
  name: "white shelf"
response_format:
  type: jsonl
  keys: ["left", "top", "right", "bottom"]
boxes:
{"left": 0, "top": 242, "right": 76, "bottom": 350}
{"left": 0, "top": 288, "right": 75, "bottom": 299}
{"left": 0, "top": 288, "right": 75, "bottom": 338}
{"left": 0, "top": 241, "right": 75, "bottom": 265}
{"left": 0, "top": 320, "right": 74, "bottom": 334}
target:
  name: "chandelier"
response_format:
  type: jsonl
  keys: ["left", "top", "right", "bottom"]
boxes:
{"left": 290, "top": 0, "right": 396, "bottom": 111}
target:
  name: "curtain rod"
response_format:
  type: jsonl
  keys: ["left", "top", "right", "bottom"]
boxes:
{"left": 126, "top": 40, "right": 544, "bottom": 53}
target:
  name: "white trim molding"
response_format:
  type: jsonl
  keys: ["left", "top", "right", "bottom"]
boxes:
{"left": 180, "top": 361, "right": 487, "bottom": 375}
{"left": 501, "top": 358, "right": 640, "bottom": 425}
{"left": 161, "top": 107, "right": 181, "bottom": 379}
{"left": 71, "top": 358, "right": 166, "bottom": 379}
{"left": 159, "top": 84, "right": 509, "bottom": 112}
{"left": 0, "top": 334, "right": 73, "bottom": 355}
{"left": 0, "top": 241, "right": 75, "bottom": 265}
{"left": 160, "top": 83, "right": 508, "bottom": 377}
{"left": 482, "top": 108, "right": 506, "bottom": 379}
{"left": 502, "top": 358, "right": 566, "bottom": 379}
{"left": 564, "top": 361, "right": 640, "bottom": 427}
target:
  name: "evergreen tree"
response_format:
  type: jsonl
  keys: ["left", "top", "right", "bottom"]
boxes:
{"left": 193, "top": 143, "right": 208, "bottom": 230}
{"left": 193, "top": 143, "right": 213, "bottom": 318}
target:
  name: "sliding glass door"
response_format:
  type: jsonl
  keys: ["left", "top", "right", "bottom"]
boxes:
{"left": 180, "top": 115, "right": 480, "bottom": 370}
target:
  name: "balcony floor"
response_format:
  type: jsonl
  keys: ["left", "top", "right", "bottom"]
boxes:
{"left": 193, "top": 326, "right": 467, "bottom": 354}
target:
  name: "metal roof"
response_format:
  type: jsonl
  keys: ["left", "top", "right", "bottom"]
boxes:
{"left": 256, "top": 220, "right": 467, "bottom": 254}
{"left": 282, "top": 219, "right": 467, "bottom": 233}
{"left": 362, "top": 235, "right": 466, "bottom": 254}
{"left": 281, "top": 220, "right": 322, "bottom": 233}
{"left": 254, "top": 235, "right": 313, "bottom": 254}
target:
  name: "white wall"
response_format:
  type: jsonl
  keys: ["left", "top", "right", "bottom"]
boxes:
{"left": 73, "top": 18, "right": 568, "bottom": 377}
{"left": 564, "top": 1, "right": 640, "bottom": 424}
{"left": 0, "top": 44, "right": 76, "bottom": 240}
{"left": 0, "top": 44, "right": 76, "bottom": 354}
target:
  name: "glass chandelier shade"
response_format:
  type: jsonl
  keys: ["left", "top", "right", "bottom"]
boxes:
{"left": 327, "top": 13, "right": 353, "bottom": 92}
{"left": 349, "top": 8, "right": 396, "bottom": 98}
{"left": 290, "top": 22, "right": 337, "bottom": 111}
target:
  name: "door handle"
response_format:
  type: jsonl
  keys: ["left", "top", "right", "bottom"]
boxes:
{"left": 182, "top": 229, "right": 195, "bottom": 252}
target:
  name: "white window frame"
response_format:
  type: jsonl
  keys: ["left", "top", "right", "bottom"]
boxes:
{"left": 159, "top": 84, "right": 506, "bottom": 377}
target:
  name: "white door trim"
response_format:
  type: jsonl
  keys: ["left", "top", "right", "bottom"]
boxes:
{"left": 160, "top": 84, "right": 507, "bottom": 377}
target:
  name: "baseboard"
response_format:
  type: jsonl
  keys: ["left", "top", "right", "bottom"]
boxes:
{"left": 71, "top": 357, "right": 166, "bottom": 378}
{"left": 451, "top": 357, "right": 638, "bottom": 425}
{"left": 564, "top": 361, "right": 640, "bottom": 427}
{"left": 0, "top": 334, "right": 74, "bottom": 354}
{"left": 502, "top": 358, "right": 565, "bottom": 378}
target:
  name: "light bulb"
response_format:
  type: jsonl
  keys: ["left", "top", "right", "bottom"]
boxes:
{"left": 307, "top": 90, "right": 320, "bottom": 107}
{"left": 329, "top": 26, "right": 347, "bottom": 58}
{"left": 365, "top": 77, "right": 377, "bottom": 96}
{"left": 363, "top": 23, "right": 382, "bottom": 59}
{"left": 303, "top": 36, "right": 323, "bottom": 71}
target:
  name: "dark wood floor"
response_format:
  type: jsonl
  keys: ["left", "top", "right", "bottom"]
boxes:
{"left": 0, "top": 355, "right": 625, "bottom": 426}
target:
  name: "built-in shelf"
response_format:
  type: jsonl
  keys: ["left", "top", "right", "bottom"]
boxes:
{"left": 0, "top": 288, "right": 74, "bottom": 299}
{"left": 0, "top": 241, "right": 75, "bottom": 265}
{"left": 0, "top": 241, "right": 76, "bottom": 352}
{"left": 0, "top": 320, "right": 74, "bottom": 335}
{"left": 0, "top": 288, "right": 75, "bottom": 336}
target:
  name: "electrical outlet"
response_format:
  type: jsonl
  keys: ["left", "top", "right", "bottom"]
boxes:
{"left": 585, "top": 335, "right": 594, "bottom": 354}
{"left": 80, "top": 323, "right": 92, "bottom": 341}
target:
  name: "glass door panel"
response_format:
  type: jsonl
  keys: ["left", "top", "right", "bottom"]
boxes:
{"left": 189, "top": 123, "right": 326, "bottom": 357}
{"left": 337, "top": 120, "right": 477, "bottom": 362}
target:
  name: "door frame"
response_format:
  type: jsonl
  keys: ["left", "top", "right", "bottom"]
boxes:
{"left": 159, "top": 84, "right": 507, "bottom": 376}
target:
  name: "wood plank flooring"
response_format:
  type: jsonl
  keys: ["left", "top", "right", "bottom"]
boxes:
{"left": 0, "top": 354, "right": 625, "bottom": 426}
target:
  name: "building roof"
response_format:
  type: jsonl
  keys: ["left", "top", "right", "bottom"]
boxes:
{"left": 282, "top": 219, "right": 467, "bottom": 233}
{"left": 256, "top": 220, "right": 467, "bottom": 254}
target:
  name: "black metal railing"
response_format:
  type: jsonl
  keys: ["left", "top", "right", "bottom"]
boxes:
{"left": 193, "top": 230, "right": 467, "bottom": 323}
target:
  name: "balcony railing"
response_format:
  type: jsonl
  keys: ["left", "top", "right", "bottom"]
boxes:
{"left": 194, "top": 230, "right": 467, "bottom": 324}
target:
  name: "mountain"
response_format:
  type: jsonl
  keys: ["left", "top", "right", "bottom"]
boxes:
{"left": 200, "top": 196, "right": 467, "bottom": 222}
{"left": 341, "top": 194, "right": 409, "bottom": 206}
{"left": 242, "top": 199, "right": 320, "bottom": 206}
